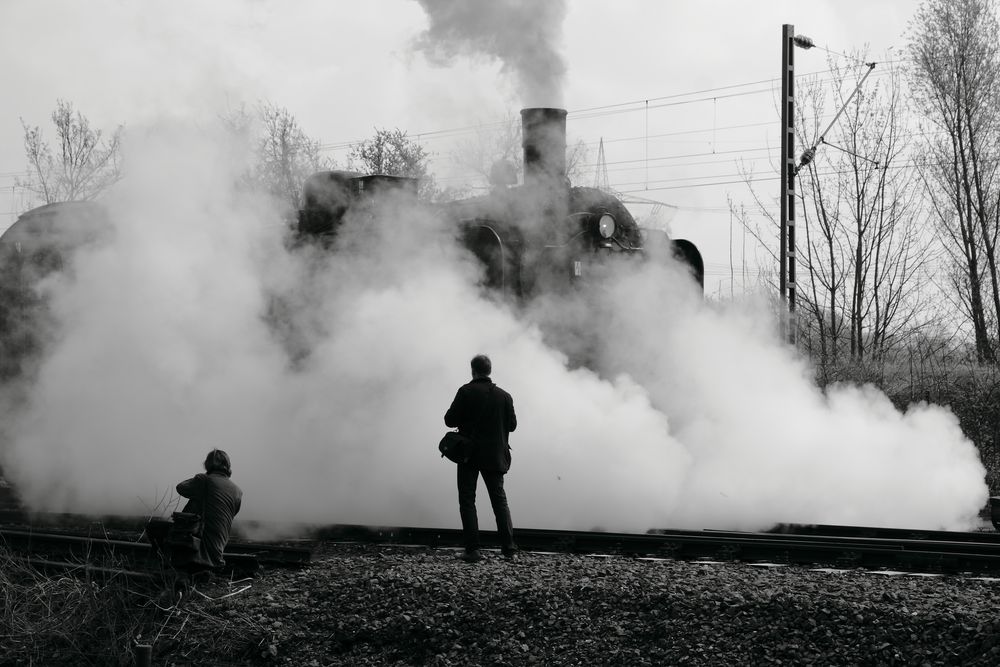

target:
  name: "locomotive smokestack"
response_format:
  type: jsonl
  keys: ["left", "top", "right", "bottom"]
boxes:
{"left": 519, "top": 107, "right": 570, "bottom": 295}
{"left": 521, "top": 107, "right": 567, "bottom": 189}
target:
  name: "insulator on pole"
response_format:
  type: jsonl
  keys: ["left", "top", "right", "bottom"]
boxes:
{"left": 796, "top": 147, "right": 816, "bottom": 173}
{"left": 793, "top": 35, "right": 815, "bottom": 49}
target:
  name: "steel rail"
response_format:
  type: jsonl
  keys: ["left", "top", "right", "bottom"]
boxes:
{"left": 0, "top": 527, "right": 312, "bottom": 568}
{"left": 8, "top": 554, "right": 158, "bottom": 581}
{"left": 310, "top": 524, "right": 1000, "bottom": 575}
{"left": 6, "top": 516, "right": 1000, "bottom": 575}
{"left": 765, "top": 523, "right": 1000, "bottom": 544}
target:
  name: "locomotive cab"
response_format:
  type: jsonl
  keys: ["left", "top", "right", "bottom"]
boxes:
{"left": 296, "top": 171, "right": 418, "bottom": 239}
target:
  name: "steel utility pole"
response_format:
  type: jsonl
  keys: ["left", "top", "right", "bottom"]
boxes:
{"left": 780, "top": 24, "right": 796, "bottom": 344}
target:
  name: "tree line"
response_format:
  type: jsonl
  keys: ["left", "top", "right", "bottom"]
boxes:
{"left": 16, "top": 102, "right": 590, "bottom": 222}
{"left": 733, "top": 0, "right": 1000, "bottom": 368}
{"left": 16, "top": 99, "right": 445, "bottom": 221}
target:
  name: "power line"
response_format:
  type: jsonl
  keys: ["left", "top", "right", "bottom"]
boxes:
{"left": 575, "top": 120, "right": 776, "bottom": 149}
{"left": 613, "top": 151, "right": 998, "bottom": 196}
{"left": 432, "top": 116, "right": 974, "bottom": 196}
{"left": 584, "top": 147, "right": 773, "bottom": 171}
{"left": 317, "top": 69, "right": 883, "bottom": 153}
{"left": 0, "top": 58, "right": 925, "bottom": 212}
{"left": 564, "top": 63, "right": 902, "bottom": 119}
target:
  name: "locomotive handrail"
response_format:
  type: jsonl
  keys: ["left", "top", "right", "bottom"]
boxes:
{"left": 470, "top": 222, "right": 506, "bottom": 294}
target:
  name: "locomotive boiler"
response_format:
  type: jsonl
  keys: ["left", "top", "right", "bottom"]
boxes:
{"left": 0, "top": 201, "right": 110, "bottom": 383}
{"left": 295, "top": 107, "right": 704, "bottom": 301}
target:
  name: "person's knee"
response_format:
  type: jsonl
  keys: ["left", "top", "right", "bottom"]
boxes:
{"left": 487, "top": 485, "right": 508, "bottom": 506}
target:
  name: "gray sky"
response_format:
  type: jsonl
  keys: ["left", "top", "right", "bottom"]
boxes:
{"left": 3, "top": 1, "right": 990, "bottom": 534}
{"left": 1, "top": 0, "right": 915, "bottom": 292}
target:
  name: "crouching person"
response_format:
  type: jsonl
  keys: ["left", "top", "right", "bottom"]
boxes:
{"left": 175, "top": 449, "right": 243, "bottom": 574}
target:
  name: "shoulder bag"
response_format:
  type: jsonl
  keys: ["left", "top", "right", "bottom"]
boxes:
{"left": 439, "top": 430, "right": 474, "bottom": 464}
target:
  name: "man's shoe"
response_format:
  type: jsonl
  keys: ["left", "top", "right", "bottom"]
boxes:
{"left": 501, "top": 548, "right": 518, "bottom": 562}
{"left": 461, "top": 549, "right": 483, "bottom": 563}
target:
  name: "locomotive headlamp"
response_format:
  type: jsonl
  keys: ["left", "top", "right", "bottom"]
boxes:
{"left": 597, "top": 213, "right": 616, "bottom": 239}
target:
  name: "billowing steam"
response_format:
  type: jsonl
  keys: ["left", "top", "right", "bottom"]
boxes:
{"left": 0, "top": 121, "right": 987, "bottom": 534}
{"left": 0, "top": 1, "right": 987, "bottom": 535}
{"left": 526, "top": 261, "right": 986, "bottom": 530}
{"left": 412, "top": 0, "right": 568, "bottom": 107}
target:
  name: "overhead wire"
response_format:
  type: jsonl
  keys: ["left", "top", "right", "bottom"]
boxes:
{"left": 614, "top": 152, "right": 988, "bottom": 197}
{"left": 317, "top": 66, "right": 898, "bottom": 153}
{"left": 812, "top": 43, "right": 868, "bottom": 64}
{"left": 0, "top": 56, "right": 921, "bottom": 219}
{"left": 323, "top": 67, "right": 907, "bottom": 204}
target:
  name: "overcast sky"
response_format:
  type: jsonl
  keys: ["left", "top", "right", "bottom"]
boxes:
{"left": 1, "top": 0, "right": 916, "bottom": 292}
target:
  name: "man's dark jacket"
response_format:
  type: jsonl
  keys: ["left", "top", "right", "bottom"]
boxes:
{"left": 445, "top": 377, "right": 517, "bottom": 472}
{"left": 177, "top": 471, "right": 243, "bottom": 567}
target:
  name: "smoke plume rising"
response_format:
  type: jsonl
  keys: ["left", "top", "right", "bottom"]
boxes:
{"left": 0, "top": 120, "right": 988, "bottom": 535}
{"left": 412, "top": 0, "right": 568, "bottom": 107}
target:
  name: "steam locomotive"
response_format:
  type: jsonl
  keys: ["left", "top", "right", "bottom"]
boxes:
{"left": 295, "top": 107, "right": 704, "bottom": 300}
{"left": 0, "top": 108, "right": 703, "bottom": 381}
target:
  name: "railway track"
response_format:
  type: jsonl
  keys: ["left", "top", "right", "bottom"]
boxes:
{"left": 0, "top": 512, "right": 313, "bottom": 581}
{"left": 4, "top": 511, "right": 1000, "bottom": 578}
{"left": 311, "top": 523, "right": 1000, "bottom": 575}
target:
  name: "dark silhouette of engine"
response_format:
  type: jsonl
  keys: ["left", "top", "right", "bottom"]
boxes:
{"left": 0, "top": 201, "right": 110, "bottom": 383}
{"left": 0, "top": 109, "right": 705, "bottom": 381}
{"left": 295, "top": 108, "right": 704, "bottom": 301}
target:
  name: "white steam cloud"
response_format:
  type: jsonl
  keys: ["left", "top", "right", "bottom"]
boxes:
{"left": 0, "top": 122, "right": 988, "bottom": 534}
{"left": 527, "top": 261, "right": 987, "bottom": 530}
{"left": 412, "top": 0, "right": 568, "bottom": 107}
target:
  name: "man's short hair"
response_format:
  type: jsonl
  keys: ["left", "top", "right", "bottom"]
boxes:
{"left": 204, "top": 449, "right": 232, "bottom": 477}
{"left": 471, "top": 354, "right": 492, "bottom": 377}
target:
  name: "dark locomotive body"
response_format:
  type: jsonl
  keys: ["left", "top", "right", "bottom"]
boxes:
{"left": 297, "top": 171, "right": 419, "bottom": 237}
{"left": 295, "top": 107, "right": 704, "bottom": 302}
{"left": 0, "top": 108, "right": 704, "bottom": 382}
{"left": 0, "top": 201, "right": 110, "bottom": 383}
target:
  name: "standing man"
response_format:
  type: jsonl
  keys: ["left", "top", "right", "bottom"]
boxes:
{"left": 445, "top": 354, "right": 518, "bottom": 562}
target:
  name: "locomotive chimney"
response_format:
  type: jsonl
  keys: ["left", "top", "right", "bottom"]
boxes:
{"left": 521, "top": 107, "right": 567, "bottom": 189}
{"left": 519, "top": 107, "right": 570, "bottom": 294}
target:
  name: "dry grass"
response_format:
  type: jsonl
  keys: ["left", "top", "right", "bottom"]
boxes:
{"left": 0, "top": 542, "right": 278, "bottom": 666}
{"left": 0, "top": 547, "right": 164, "bottom": 665}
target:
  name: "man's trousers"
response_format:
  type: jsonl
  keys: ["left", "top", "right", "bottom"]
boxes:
{"left": 457, "top": 462, "right": 515, "bottom": 552}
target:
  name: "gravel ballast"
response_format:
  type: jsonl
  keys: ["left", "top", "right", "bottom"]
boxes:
{"left": 148, "top": 542, "right": 1000, "bottom": 666}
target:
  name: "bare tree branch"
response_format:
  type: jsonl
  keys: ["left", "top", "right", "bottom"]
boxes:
{"left": 17, "top": 99, "right": 122, "bottom": 206}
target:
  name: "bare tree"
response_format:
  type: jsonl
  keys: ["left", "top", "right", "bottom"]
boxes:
{"left": 794, "top": 54, "right": 931, "bottom": 364}
{"left": 909, "top": 0, "right": 1000, "bottom": 362}
{"left": 452, "top": 114, "right": 523, "bottom": 190}
{"left": 18, "top": 99, "right": 122, "bottom": 205}
{"left": 348, "top": 127, "right": 446, "bottom": 201}
{"left": 222, "top": 101, "right": 329, "bottom": 218}
{"left": 732, "top": 53, "right": 931, "bottom": 366}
